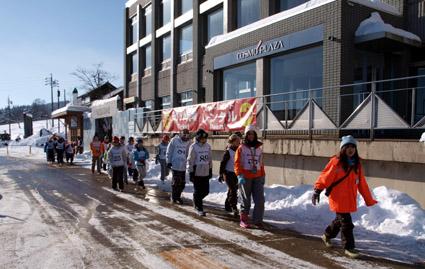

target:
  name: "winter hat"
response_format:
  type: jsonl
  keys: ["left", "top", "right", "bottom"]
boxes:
{"left": 340, "top": 135, "right": 357, "bottom": 149}
{"left": 195, "top": 129, "right": 208, "bottom": 140}
{"left": 162, "top": 134, "right": 170, "bottom": 142}
{"left": 244, "top": 125, "right": 258, "bottom": 135}
{"left": 136, "top": 137, "right": 143, "bottom": 143}
{"left": 228, "top": 134, "right": 240, "bottom": 144}
{"left": 112, "top": 136, "right": 120, "bottom": 144}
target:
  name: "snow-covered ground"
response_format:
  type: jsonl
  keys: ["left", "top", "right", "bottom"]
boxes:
{"left": 0, "top": 119, "right": 65, "bottom": 144}
{"left": 1, "top": 120, "right": 424, "bottom": 265}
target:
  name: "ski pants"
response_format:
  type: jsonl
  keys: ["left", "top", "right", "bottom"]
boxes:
{"left": 56, "top": 149, "right": 64, "bottom": 164}
{"left": 193, "top": 176, "right": 210, "bottom": 211}
{"left": 325, "top": 213, "right": 355, "bottom": 250}
{"left": 136, "top": 164, "right": 147, "bottom": 187}
{"left": 239, "top": 176, "right": 265, "bottom": 224}
{"left": 224, "top": 172, "right": 238, "bottom": 211}
{"left": 47, "top": 149, "right": 55, "bottom": 162}
{"left": 159, "top": 159, "right": 170, "bottom": 181}
{"left": 91, "top": 156, "right": 101, "bottom": 173}
{"left": 65, "top": 152, "right": 74, "bottom": 163}
{"left": 171, "top": 170, "right": 186, "bottom": 201}
{"left": 112, "top": 166, "right": 124, "bottom": 190}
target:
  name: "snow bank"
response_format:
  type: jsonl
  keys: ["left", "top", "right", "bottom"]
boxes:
{"left": 355, "top": 12, "right": 422, "bottom": 42}
{"left": 142, "top": 160, "right": 425, "bottom": 263}
{"left": 350, "top": 0, "right": 400, "bottom": 16}
{"left": 0, "top": 119, "right": 65, "bottom": 142}
{"left": 420, "top": 132, "right": 425, "bottom": 142}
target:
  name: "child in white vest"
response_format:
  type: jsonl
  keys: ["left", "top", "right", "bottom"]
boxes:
{"left": 108, "top": 136, "right": 127, "bottom": 192}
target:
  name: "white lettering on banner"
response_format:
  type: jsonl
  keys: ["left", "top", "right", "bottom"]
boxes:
{"left": 236, "top": 40, "right": 284, "bottom": 61}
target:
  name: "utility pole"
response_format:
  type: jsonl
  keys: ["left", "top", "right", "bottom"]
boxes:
{"left": 63, "top": 89, "right": 66, "bottom": 104}
{"left": 7, "top": 96, "right": 12, "bottom": 138}
{"left": 57, "top": 89, "right": 61, "bottom": 133}
{"left": 45, "top": 73, "right": 59, "bottom": 128}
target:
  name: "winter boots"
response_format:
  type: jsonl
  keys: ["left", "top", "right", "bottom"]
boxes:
{"left": 240, "top": 213, "right": 250, "bottom": 228}
{"left": 322, "top": 234, "right": 332, "bottom": 248}
{"left": 344, "top": 248, "right": 360, "bottom": 258}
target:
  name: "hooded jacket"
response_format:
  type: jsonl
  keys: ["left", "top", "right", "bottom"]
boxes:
{"left": 314, "top": 156, "right": 377, "bottom": 213}
{"left": 133, "top": 145, "right": 150, "bottom": 166}
{"left": 187, "top": 141, "right": 212, "bottom": 177}
{"left": 166, "top": 135, "right": 191, "bottom": 171}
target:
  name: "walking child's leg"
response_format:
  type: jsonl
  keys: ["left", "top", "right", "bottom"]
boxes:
{"left": 251, "top": 177, "right": 265, "bottom": 224}
{"left": 340, "top": 213, "right": 355, "bottom": 250}
{"left": 325, "top": 213, "right": 343, "bottom": 239}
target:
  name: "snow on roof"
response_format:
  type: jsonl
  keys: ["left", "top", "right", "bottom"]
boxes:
{"left": 91, "top": 95, "right": 120, "bottom": 108}
{"left": 207, "top": 0, "right": 401, "bottom": 48}
{"left": 355, "top": 12, "right": 422, "bottom": 43}
{"left": 51, "top": 103, "right": 91, "bottom": 118}
{"left": 350, "top": 0, "right": 400, "bottom": 16}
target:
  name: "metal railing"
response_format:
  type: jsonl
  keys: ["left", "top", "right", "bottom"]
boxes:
{"left": 131, "top": 74, "right": 425, "bottom": 140}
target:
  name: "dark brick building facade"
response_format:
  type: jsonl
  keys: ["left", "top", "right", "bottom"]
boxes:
{"left": 124, "top": 0, "right": 424, "bottom": 126}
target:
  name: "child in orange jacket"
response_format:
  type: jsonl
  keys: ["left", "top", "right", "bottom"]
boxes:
{"left": 312, "top": 135, "right": 377, "bottom": 258}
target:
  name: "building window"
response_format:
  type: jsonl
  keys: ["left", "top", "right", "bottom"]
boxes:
{"left": 236, "top": 0, "right": 260, "bottom": 28}
{"left": 276, "top": 0, "right": 308, "bottom": 12}
{"left": 130, "top": 15, "right": 138, "bottom": 45}
{"left": 223, "top": 62, "right": 256, "bottom": 100}
{"left": 144, "top": 4, "right": 152, "bottom": 36}
{"left": 144, "top": 100, "right": 154, "bottom": 110}
{"left": 414, "top": 67, "right": 425, "bottom": 122}
{"left": 161, "top": 96, "right": 171, "bottom": 109}
{"left": 161, "top": 0, "right": 171, "bottom": 26}
{"left": 270, "top": 46, "right": 323, "bottom": 120}
{"left": 179, "top": 24, "right": 192, "bottom": 56}
{"left": 180, "top": 91, "right": 193, "bottom": 106}
{"left": 131, "top": 52, "right": 138, "bottom": 75}
{"left": 207, "top": 8, "right": 223, "bottom": 43}
{"left": 144, "top": 45, "right": 152, "bottom": 69}
{"left": 180, "top": 0, "right": 192, "bottom": 15}
{"left": 162, "top": 35, "right": 171, "bottom": 63}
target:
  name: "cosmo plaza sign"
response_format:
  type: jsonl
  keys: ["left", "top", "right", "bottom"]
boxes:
{"left": 213, "top": 25, "right": 323, "bottom": 69}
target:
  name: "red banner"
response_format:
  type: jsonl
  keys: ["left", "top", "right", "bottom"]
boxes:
{"left": 162, "top": 98, "right": 257, "bottom": 132}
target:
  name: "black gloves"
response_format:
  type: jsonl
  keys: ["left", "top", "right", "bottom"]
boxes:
{"left": 218, "top": 175, "right": 224, "bottom": 183}
{"left": 209, "top": 168, "right": 213, "bottom": 179}
{"left": 312, "top": 189, "right": 323, "bottom": 205}
{"left": 167, "top": 163, "right": 172, "bottom": 169}
{"left": 189, "top": 172, "right": 194, "bottom": 182}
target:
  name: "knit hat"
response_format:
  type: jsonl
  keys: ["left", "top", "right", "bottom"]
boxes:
{"left": 195, "top": 129, "right": 208, "bottom": 140}
{"left": 112, "top": 136, "right": 120, "bottom": 144}
{"left": 162, "top": 134, "right": 170, "bottom": 142}
{"left": 244, "top": 125, "right": 258, "bottom": 135}
{"left": 340, "top": 135, "right": 357, "bottom": 149}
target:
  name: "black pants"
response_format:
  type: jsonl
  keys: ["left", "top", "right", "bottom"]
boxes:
{"left": 224, "top": 172, "right": 238, "bottom": 211}
{"left": 66, "top": 152, "right": 74, "bottom": 163}
{"left": 171, "top": 170, "right": 186, "bottom": 201}
{"left": 47, "top": 149, "right": 55, "bottom": 162}
{"left": 193, "top": 176, "right": 210, "bottom": 211}
{"left": 112, "top": 166, "right": 124, "bottom": 190}
{"left": 56, "top": 149, "right": 64, "bottom": 164}
{"left": 325, "top": 213, "right": 355, "bottom": 250}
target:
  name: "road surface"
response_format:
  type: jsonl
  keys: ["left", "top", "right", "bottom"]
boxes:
{"left": 0, "top": 154, "right": 421, "bottom": 269}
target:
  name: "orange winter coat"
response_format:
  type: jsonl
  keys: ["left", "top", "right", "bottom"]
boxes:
{"left": 90, "top": 141, "right": 104, "bottom": 158}
{"left": 234, "top": 142, "right": 265, "bottom": 179}
{"left": 315, "top": 156, "right": 377, "bottom": 213}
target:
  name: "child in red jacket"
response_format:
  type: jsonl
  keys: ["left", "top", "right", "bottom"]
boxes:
{"left": 312, "top": 135, "right": 377, "bottom": 258}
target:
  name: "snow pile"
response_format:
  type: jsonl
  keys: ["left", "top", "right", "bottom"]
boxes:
{"left": 142, "top": 160, "right": 425, "bottom": 263}
{"left": 420, "top": 132, "right": 425, "bottom": 142}
{"left": 0, "top": 119, "right": 65, "bottom": 142}
{"left": 355, "top": 12, "right": 422, "bottom": 42}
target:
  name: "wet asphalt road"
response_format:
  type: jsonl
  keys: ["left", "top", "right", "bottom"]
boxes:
{"left": 0, "top": 154, "right": 421, "bottom": 269}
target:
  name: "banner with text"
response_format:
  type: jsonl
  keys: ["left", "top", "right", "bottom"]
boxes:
{"left": 162, "top": 98, "right": 257, "bottom": 132}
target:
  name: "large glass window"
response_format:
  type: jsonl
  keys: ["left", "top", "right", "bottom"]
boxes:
{"left": 161, "top": 0, "right": 171, "bottom": 26}
{"left": 236, "top": 0, "right": 260, "bottom": 28}
{"left": 162, "top": 35, "right": 171, "bottom": 62}
{"left": 223, "top": 63, "right": 256, "bottom": 100}
{"left": 276, "top": 0, "right": 308, "bottom": 12}
{"left": 144, "top": 45, "right": 152, "bottom": 69}
{"left": 131, "top": 52, "right": 138, "bottom": 75}
{"left": 180, "top": 0, "right": 192, "bottom": 15}
{"left": 180, "top": 91, "right": 193, "bottom": 106}
{"left": 179, "top": 24, "right": 193, "bottom": 56}
{"left": 207, "top": 8, "right": 223, "bottom": 43}
{"left": 144, "top": 4, "right": 152, "bottom": 36}
{"left": 414, "top": 67, "right": 425, "bottom": 122}
{"left": 270, "top": 46, "right": 323, "bottom": 120}
{"left": 161, "top": 96, "right": 171, "bottom": 109}
{"left": 130, "top": 15, "right": 138, "bottom": 44}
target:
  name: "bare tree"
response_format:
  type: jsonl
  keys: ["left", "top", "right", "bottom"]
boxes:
{"left": 71, "top": 63, "right": 117, "bottom": 92}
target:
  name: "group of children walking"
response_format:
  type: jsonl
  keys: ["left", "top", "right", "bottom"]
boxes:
{"left": 44, "top": 134, "right": 77, "bottom": 165}
{"left": 86, "top": 127, "right": 377, "bottom": 258}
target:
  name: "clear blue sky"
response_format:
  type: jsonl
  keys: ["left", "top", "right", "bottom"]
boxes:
{"left": 0, "top": 0, "right": 124, "bottom": 108}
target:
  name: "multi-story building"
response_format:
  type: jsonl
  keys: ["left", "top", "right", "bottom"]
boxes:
{"left": 123, "top": 0, "right": 424, "bottom": 129}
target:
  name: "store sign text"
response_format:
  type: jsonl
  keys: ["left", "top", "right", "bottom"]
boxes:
{"left": 236, "top": 40, "right": 284, "bottom": 61}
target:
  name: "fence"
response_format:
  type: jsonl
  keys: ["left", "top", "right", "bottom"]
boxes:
{"left": 130, "top": 75, "right": 425, "bottom": 140}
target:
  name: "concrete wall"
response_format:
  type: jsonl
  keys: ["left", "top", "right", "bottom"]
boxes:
{"left": 143, "top": 136, "right": 425, "bottom": 208}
